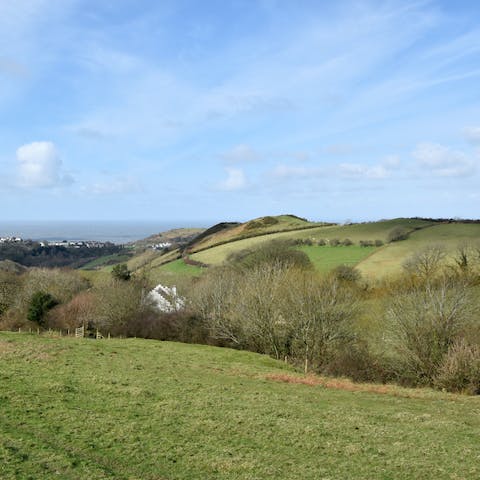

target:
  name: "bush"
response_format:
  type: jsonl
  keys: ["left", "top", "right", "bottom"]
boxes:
{"left": 27, "top": 291, "right": 58, "bottom": 326}
{"left": 324, "top": 342, "right": 388, "bottom": 383}
{"left": 227, "top": 240, "right": 313, "bottom": 271}
{"left": 374, "top": 239, "right": 384, "bottom": 247}
{"left": 112, "top": 263, "right": 131, "bottom": 281}
{"left": 385, "top": 277, "right": 474, "bottom": 385}
{"left": 359, "top": 240, "right": 374, "bottom": 247}
{"left": 92, "top": 277, "right": 149, "bottom": 335}
{"left": 387, "top": 226, "right": 409, "bottom": 243}
{"left": 435, "top": 339, "right": 480, "bottom": 394}
{"left": 332, "top": 264, "right": 361, "bottom": 282}
{"left": 0, "top": 271, "right": 22, "bottom": 316}
{"left": 46, "top": 291, "right": 96, "bottom": 330}
{"left": 403, "top": 245, "right": 446, "bottom": 279}
{"left": 124, "top": 309, "right": 210, "bottom": 344}
{"left": 329, "top": 238, "right": 340, "bottom": 246}
{"left": 14, "top": 268, "right": 89, "bottom": 309}
{"left": 342, "top": 238, "right": 353, "bottom": 246}
{"left": 286, "top": 273, "right": 359, "bottom": 372}
{"left": 317, "top": 239, "right": 326, "bottom": 246}
{"left": 244, "top": 216, "right": 279, "bottom": 230}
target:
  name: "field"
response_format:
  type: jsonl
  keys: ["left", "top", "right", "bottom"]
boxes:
{"left": 78, "top": 217, "right": 480, "bottom": 281}
{"left": 80, "top": 253, "right": 132, "bottom": 270}
{"left": 184, "top": 218, "right": 480, "bottom": 278}
{"left": 189, "top": 215, "right": 323, "bottom": 252}
{"left": 156, "top": 258, "right": 204, "bottom": 276}
{"left": 1, "top": 332, "right": 479, "bottom": 480}
{"left": 358, "top": 222, "right": 480, "bottom": 277}
{"left": 189, "top": 229, "right": 313, "bottom": 265}
{"left": 297, "top": 245, "right": 377, "bottom": 273}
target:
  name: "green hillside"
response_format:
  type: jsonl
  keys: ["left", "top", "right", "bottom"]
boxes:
{"left": 1, "top": 332, "right": 479, "bottom": 480}
{"left": 93, "top": 217, "right": 480, "bottom": 281}
{"left": 187, "top": 214, "right": 326, "bottom": 253}
{"left": 184, "top": 218, "right": 480, "bottom": 278}
{"left": 297, "top": 245, "right": 377, "bottom": 273}
{"left": 358, "top": 222, "right": 480, "bottom": 277}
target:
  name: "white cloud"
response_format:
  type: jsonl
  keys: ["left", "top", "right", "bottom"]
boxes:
{"left": 413, "top": 143, "right": 475, "bottom": 177}
{"left": 16, "top": 141, "right": 72, "bottom": 188}
{"left": 271, "top": 164, "right": 321, "bottom": 178}
{"left": 464, "top": 127, "right": 480, "bottom": 145}
{"left": 324, "top": 144, "right": 354, "bottom": 156}
{"left": 84, "top": 176, "right": 143, "bottom": 195}
{"left": 220, "top": 144, "right": 261, "bottom": 163}
{"left": 383, "top": 155, "right": 401, "bottom": 168}
{"left": 339, "top": 163, "right": 389, "bottom": 179}
{"left": 218, "top": 168, "right": 247, "bottom": 191}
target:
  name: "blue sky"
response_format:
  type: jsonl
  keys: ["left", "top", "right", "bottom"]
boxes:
{"left": 1, "top": 0, "right": 479, "bottom": 223}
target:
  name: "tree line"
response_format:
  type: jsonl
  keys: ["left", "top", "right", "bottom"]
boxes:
{"left": 1, "top": 239, "right": 480, "bottom": 394}
{"left": 0, "top": 242, "right": 125, "bottom": 268}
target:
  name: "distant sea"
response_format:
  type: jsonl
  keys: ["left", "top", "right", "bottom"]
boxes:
{"left": 0, "top": 221, "right": 209, "bottom": 245}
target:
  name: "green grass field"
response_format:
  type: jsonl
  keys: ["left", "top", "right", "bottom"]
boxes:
{"left": 358, "top": 223, "right": 480, "bottom": 278}
{"left": 297, "top": 245, "right": 377, "bottom": 273}
{"left": 187, "top": 220, "right": 480, "bottom": 278}
{"left": 189, "top": 214, "right": 324, "bottom": 252}
{"left": 80, "top": 253, "right": 132, "bottom": 270}
{"left": 189, "top": 230, "right": 312, "bottom": 265}
{"left": 1, "top": 333, "right": 479, "bottom": 479}
{"left": 156, "top": 258, "right": 203, "bottom": 276}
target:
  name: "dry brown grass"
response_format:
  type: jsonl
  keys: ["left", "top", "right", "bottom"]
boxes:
{"left": 0, "top": 338, "right": 54, "bottom": 361}
{"left": 0, "top": 339, "right": 15, "bottom": 357}
{"left": 264, "top": 373, "right": 467, "bottom": 401}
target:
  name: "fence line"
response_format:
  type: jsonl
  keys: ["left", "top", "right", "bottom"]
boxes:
{"left": 13, "top": 326, "right": 110, "bottom": 339}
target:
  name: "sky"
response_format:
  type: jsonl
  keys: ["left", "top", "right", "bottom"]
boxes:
{"left": 0, "top": 0, "right": 479, "bottom": 223}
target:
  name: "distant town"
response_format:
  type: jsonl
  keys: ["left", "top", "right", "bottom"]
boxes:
{"left": 149, "top": 242, "right": 172, "bottom": 251}
{"left": 0, "top": 235, "right": 176, "bottom": 254}
{"left": 0, "top": 236, "right": 114, "bottom": 249}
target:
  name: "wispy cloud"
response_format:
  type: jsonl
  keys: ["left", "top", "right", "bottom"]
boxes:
{"left": 271, "top": 164, "right": 322, "bottom": 179}
{"left": 83, "top": 176, "right": 143, "bottom": 195}
{"left": 464, "top": 127, "right": 480, "bottom": 145}
{"left": 220, "top": 144, "right": 261, "bottom": 163}
{"left": 413, "top": 143, "right": 476, "bottom": 177}
{"left": 1, "top": 1, "right": 480, "bottom": 220}
{"left": 339, "top": 163, "right": 390, "bottom": 180}
{"left": 218, "top": 168, "right": 247, "bottom": 191}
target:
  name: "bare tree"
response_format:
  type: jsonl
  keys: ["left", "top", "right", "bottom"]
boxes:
{"left": 233, "top": 261, "right": 291, "bottom": 359}
{"left": 403, "top": 244, "right": 446, "bottom": 279}
{"left": 386, "top": 276, "right": 474, "bottom": 383}
{"left": 93, "top": 277, "right": 148, "bottom": 334}
{"left": 190, "top": 267, "right": 246, "bottom": 346}
{"left": 286, "top": 272, "right": 359, "bottom": 372}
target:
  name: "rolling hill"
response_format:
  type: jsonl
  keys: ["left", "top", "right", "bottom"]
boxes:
{"left": 1, "top": 332, "right": 479, "bottom": 480}
{"left": 94, "top": 215, "right": 480, "bottom": 281}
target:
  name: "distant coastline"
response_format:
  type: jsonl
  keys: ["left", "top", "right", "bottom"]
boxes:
{"left": 0, "top": 220, "right": 209, "bottom": 245}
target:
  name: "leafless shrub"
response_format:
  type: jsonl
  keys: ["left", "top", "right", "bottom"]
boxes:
{"left": 385, "top": 276, "right": 474, "bottom": 384}
{"left": 435, "top": 339, "right": 480, "bottom": 394}
{"left": 403, "top": 244, "right": 446, "bottom": 279}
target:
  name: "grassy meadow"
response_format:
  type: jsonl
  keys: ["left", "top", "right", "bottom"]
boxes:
{"left": 182, "top": 218, "right": 480, "bottom": 278}
{"left": 297, "top": 245, "right": 377, "bottom": 273}
{"left": 80, "top": 253, "right": 133, "bottom": 270}
{"left": 1, "top": 332, "right": 479, "bottom": 480}
{"left": 156, "top": 258, "right": 204, "bottom": 276}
